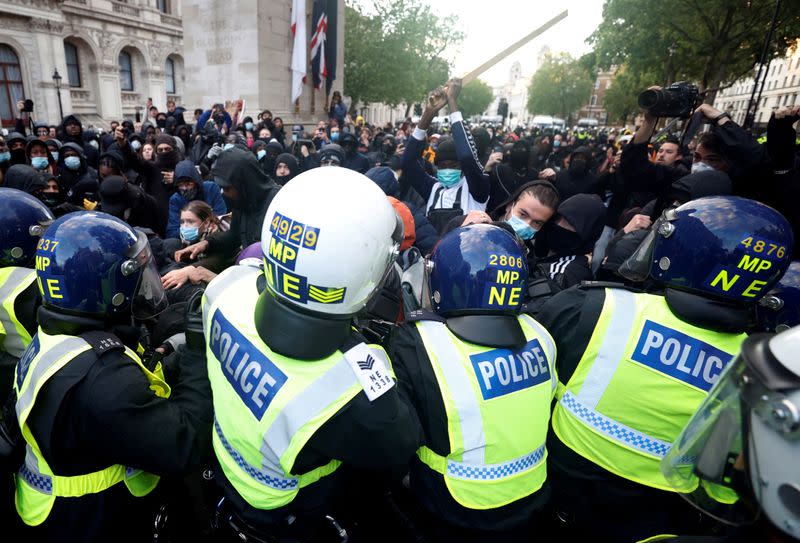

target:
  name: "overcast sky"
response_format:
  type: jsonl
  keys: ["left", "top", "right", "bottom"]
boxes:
{"left": 430, "top": 1, "right": 605, "bottom": 86}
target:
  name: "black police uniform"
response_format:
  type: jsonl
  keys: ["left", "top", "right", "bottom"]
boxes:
{"left": 18, "top": 307, "right": 212, "bottom": 543}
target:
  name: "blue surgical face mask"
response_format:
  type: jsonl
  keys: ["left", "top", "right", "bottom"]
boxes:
{"left": 245, "top": 122, "right": 254, "bottom": 131}
{"left": 506, "top": 214, "right": 537, "bottom": 240}
{"left": 31, "top": 156, "right": 49, "bottom": 170}
{"left": 256, "top": 149, "right": 267, "bottom": 161}
{"left": 131, "top": 140, "right": 142, "bottom": 151}
{"left": 51, "top": 152, "right": 59, "bottom": 163}
{"left": 553, "top": 140, "right": 561, "bottom": 148}
{"left": 180, "top": 225, "right": 200, "bottom": 243}
{"left": 436, "top": 168, "right": 461, "bottom": 188}
{"left": 223, "top": 143, "right": 235, "bottom": 151}
{"left": 0, "top": 151, "right": 10, "bottom": 163}
{"left": 330, "top": 132, "right": 340, "bottom": 142}
{"left": 64, "top": 156, "right": 81, "bottom": 170}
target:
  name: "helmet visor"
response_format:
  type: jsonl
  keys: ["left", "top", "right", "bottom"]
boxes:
{"left": 132, "top": 257, "right": 168, "bottom": 319}
{"left": 124, "top": 231, "right": 168, "bottom": 319}
{"left": 661, "top": 352, "right": 758, "bottom": 526}
{"left": 617, "top": 225, "right": 658, "bottom": 282}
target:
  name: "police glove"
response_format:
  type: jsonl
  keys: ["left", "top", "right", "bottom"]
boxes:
{"left": 185, "top": 289, "right": 205, "bottom": 351}
{"left": 206, "top": 144, "right": 223, "bottom": 160}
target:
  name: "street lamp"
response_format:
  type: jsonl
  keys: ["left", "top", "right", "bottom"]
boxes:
{"left": 52, "top": 68, "right": 64, "bottom": 121}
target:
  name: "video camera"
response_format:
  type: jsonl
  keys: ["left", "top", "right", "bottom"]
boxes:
{"left": 638, "top": 82, "right": 700, "bottom": 119}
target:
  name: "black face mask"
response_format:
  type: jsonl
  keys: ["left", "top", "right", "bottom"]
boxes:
{"left": 569, "top": 158, "right": 588, "bottom": 176}
{"left": 545, "top": 225, "right": 584, "bottom": 256}
{"left": 10, "top": 148, "right": 27, "bottom": 165}
{"left": 155, "top": 150, "right": 180, "bottom": 172}
{"left": 40, "top": 192, "right": 63, "bottom": 207}
{"left": 178, "top": 187, "right": 198, "bottom": 201}
{"left": 156, "top": 119, "right": 167, "bottom": 129}
{"left": 510, "top": 149, "right": 529, "bottom": 169}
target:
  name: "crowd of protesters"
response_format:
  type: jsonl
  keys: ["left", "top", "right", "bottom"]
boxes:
{"left": 2, "top": 76, "right": 800, "bottom": 543}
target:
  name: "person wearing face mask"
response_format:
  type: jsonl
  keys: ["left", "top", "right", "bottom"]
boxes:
{"left": 160, "top": 200, "right": 226, "bottom": 292}
{"left": 273, "top": 153, "right": 299, "bottom": 186}
{"left": 552, "top": 147, "right": 600, "bottom": 201}
{"left": 26, "top": 139, "right": 55, "bottom": 174}
{"left": 57, "top": 142, "right": 98, "bottom": 195}
{"left": 174, "top": 148, "right": 281, "bottom": 266}
{"left": 58, "top": 115, "right": 99, "bottom": 169}
{"left": 45, "top": 139, "right": 61, "bottom": 165}
{"left": 165, "top": 159, "right": 227, "bottom": 239}
{"left": 402, "top": 79, "right": 491, "bottom": 233}
{"left": 272, "top": 117, "right": 286, "bottom": 147}
{"left": 251, "top": 139, "right": 269, "bottom": 173}
{"left": 524, "top": 194, "right": 607, "bottom": 315}
{"left": 98, "top": 175, "right": 162, "bottom": 232}
{"left": 0, "top": 135, "right": 12, "bottom": 183}
{"left": 487, "top": 181, "right": 560, "bottom": 251}
{"left": 262, "top": 140, "right": 285, "bottom": 176}
{"left": 7, "top": 132, "right": 28, "bottom": 166}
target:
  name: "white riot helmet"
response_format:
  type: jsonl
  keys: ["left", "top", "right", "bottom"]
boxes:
{"left": 261, "top": 167, "right": 403, "bottom": 316}
{"left": 661, "top": 326, "right": 800, "bottom": 538}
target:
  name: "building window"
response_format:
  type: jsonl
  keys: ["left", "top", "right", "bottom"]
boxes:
{"left": 157, "top": 0, "right": 170, "bottom": 13}
{"left": 119, "top": 51, "right": 133, "bottom": 91}
{"left": 590, "top": 94, "right": 597, "bottom": 106}
{"left": 64, "top": 42, "right": 81, "bottom": 88}
{"left": 165, "top": 57, "right": 175, "bottom": 94}
{"left": 0, "top": 44, "right": 24, "bottom": 128}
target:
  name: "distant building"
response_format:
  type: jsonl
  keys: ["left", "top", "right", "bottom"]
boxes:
{"left": 0, "top": 0, "right": 183, "bottom": 128}
{"left": 489, "top": 60, "right": 533, "bottom": 127}
{"left": 578, "top": 68, "right": 616, "bottom": 126}
{"left": 714, "top": 41, "right": 800, "bottom": 131}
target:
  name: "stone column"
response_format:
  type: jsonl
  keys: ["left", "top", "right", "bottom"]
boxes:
{"left": 182, "top": 0, "right": 344, "bottom": 126}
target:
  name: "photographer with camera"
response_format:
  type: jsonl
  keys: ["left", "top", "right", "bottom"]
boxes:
{"left": 619, "top": 86, "right": 692, "bottom": 210}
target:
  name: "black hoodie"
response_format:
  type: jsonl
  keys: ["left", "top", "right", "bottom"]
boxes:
{"left": 206, "top": 148, "right": 281, "bottom": 258}
{"left": 5, "top": 164, "right": 46, "bottom": 194}
{"left": 273, "top": 153, "right": 299, "bottom": 186}
{"left": 59, "top": 115, "right": 99, "bottom": 169}
{"left": 57, "top": 142, "right": 98, "bottom": 194}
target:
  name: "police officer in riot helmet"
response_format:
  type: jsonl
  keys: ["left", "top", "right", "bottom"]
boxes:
{"left": 12, "top": 211, "right": 212, "bottom": 542}
{"left": 660, "top": 326, "right": 800, "bottom": 542}
{"left": 204, "top": 167, "right": 419, "bottom": 541}
{"left": 0, "top": 188, "right": 53, "bottom": 391}
{"left": 388, "top": 223, "right": 558, "bottom": 542}
{"left": 0, "top": 188, "right": 52, "bottom": 535}
{"left": 537, "top": 195, "right": 794, "bottom": 541}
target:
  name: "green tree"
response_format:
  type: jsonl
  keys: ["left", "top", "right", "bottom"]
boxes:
{"left": 344, "top": 0, "right": 464, "bottom": 114}
{"left": 603, "top": 64, "right": 659, "bottom": 125}
{"left": 526, "top": 52, "right": 594, "bottom": 122}
{"left": 458, "top": 79, "right": 494, "bottom": 117}
{"left": 589, "top": 0, "right": 800, "bottom": 103}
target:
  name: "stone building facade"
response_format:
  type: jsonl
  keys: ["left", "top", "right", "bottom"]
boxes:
{"left": 0, "top": 0, "right": 183, "bottom": 128}
{"left": 714, "top": 41, "right": 800, "bottom": 131}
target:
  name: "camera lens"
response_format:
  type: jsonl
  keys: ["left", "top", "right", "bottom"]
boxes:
{"left": 638, "top": 89, "right": 662, "bottom": 110}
